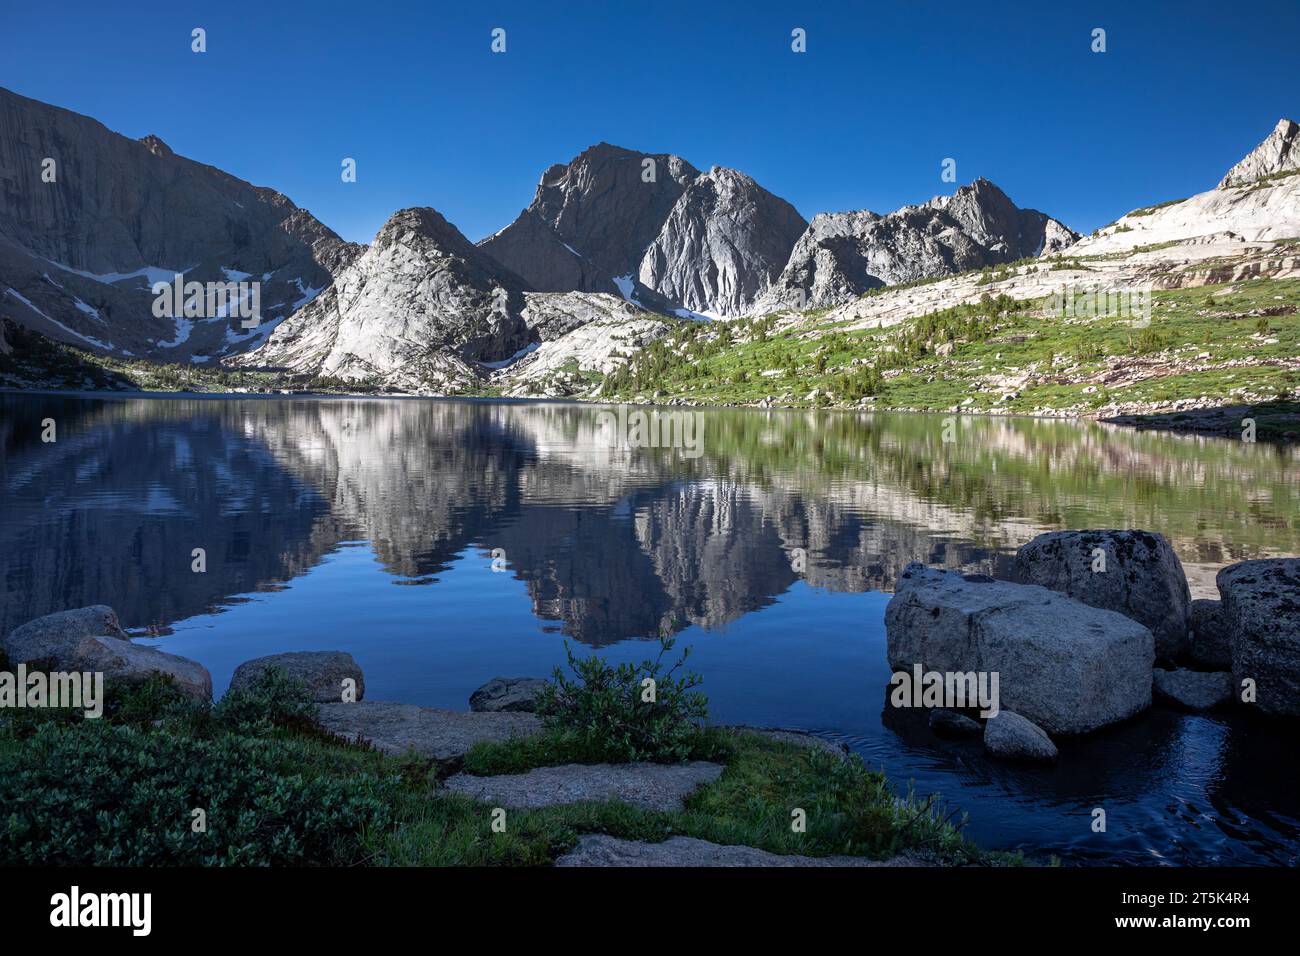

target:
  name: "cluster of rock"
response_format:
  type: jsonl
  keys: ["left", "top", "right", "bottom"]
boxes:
{"left": 885, "top": 530, "right": 1299, "bottom": 762}
{"left": 3, "top": 606, "right": 213, "bottom": 700}
{"left": 0, "top": 608, "right": 370, "bottom": 709}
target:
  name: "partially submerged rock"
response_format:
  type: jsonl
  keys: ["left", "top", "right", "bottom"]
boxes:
{"left": 443, "top": 761, "right": 724, "bottom": 812}
{"left": 1153, "top": 668, "right": 1232, "bottom": 710}
{"left": 230, "top": 651, "right": 364, "bottom": 703}
{"left": 1218, "top": 558, "right": 1300, "bottom": 716}
{"left": 1011, "top": 530, "right": 1190, "bottom": 659}
{"left": 928, "top": 709, "right": 982, "bottom": 738}
{"left": 1188, "top": 599, "right": 1233, "bottom": 669}
{"left": 315, "top": 700, "right": 540, "bottom": 760}
{"left": 983, "top": 710, "right": 1058, "bottom": 762}
{"left": 72, "top": 636, "right": 212, "bottom": 702}
{"left": 3, "top": 605, "right": 129, "bottom": 667}
{"left": 468, "top": 676, "right": 548, "bottom": 713}
{"left": 555, "top": 834, "right": 920, "bottom": 867}
{"left": 886, "top": 563, "right": 1153, "bottom": 734}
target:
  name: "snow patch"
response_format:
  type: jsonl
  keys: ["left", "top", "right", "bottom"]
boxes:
{"left": 478, "top": 341, "right": 540, "bottom": 369}
{"left": 673, "top": 307, "right": 720, "bottom": 322}
{"left": 4, "top": 287, "right": 114, "bottom": 350}
{"left": 289, "top": 277, "right": 324, "bottom": 311}
{"left": 612, "top": 274, "right": 644, "bottom": 307}
{"left": 40, "top": 257, "right": 193, "bottom": 288}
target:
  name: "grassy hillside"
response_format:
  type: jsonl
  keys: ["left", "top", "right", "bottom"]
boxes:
{"left": 598, "top": 278, "right": 1300, "bottom": 416}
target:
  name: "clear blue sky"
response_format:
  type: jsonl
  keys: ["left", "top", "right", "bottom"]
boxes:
{"left": 3, "top": 0, "right": 1296, "bottom": 244}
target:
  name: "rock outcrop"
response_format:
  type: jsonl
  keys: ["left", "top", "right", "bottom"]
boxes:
{"left": 0, "top": 86, "right": 359, "bottom": 362}
{"left": 1011, "top": 530, "right": 1191, "bottom": 659}
{"left": 1217, "top": 558, "right": 1300, "bottom": 717}
{"left": 236, "top": 208, "right": 531, "bottom": 390}
{"left": 885, "top": 563, "right": 1154, "bottom": 734}
{"left": 498, "top": 313, "right": 673, "bottom": 397}
{"left": 229, "top": 651, "right": 364, "bottom": 703}
{"left": 1219, "top": 119, "right": 1300, "bottom": 188}
{"left": 756, "top": 179, "right": 1076, "bottom": 312}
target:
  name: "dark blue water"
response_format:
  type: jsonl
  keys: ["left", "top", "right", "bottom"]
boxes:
{"left": 3, "top": 393, "right": 1297, "bottom": 865}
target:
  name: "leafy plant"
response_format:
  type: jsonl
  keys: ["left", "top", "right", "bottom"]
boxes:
{"left": 0, "top": 719, "right": 399, "bottom": 865}
{"left": 534, "top": 636, "right": 709, "bottom": 763}
{"left": 212, "top": 666, "right": 319, "bottom": 735}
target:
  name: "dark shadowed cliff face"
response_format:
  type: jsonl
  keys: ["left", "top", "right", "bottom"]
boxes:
{"left": 479, "top": 143, "right": 700, "bottom": 297}
{"left": 0, "top": 86, "right": 359, "bottom": 361}
{"left": 478, "top": 143, "right": 807, "bottom": 318}
{"left": 756, "top": 178, "right": 1077, "bottom": 312}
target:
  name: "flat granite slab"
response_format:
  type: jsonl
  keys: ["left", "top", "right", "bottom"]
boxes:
{"left": 316, "top": 701, "right": 541, "bottom": 760}
{"left": 555, "top": 835, "right": 921, "bottom": 867}
{"left": 443, "top": 761, "right": 725, "bottom": 812}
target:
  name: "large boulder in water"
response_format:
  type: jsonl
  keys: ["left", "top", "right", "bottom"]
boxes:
{"left": 885, "top": 563, "right": 1153, "bottom": 735}
{"left": 1011, "top": 530, "right": 1190, "bottom": 659}
{"left": 3, "top": 606, "right": 129, "bottom": 667}
{"left": 1217, "top": 558, "right": 1300, "bottom": 717}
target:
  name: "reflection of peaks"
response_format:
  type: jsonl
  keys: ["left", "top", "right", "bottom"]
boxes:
{"left": 4, "top": 398, "right": 1292, "bottom": 641}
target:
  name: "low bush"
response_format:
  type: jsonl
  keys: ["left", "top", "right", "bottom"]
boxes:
{"left": 534, "top": 636, "right": 709, "bottom": 763}
{"left": 0, "top": 720, "right": 399, "bottom": 865}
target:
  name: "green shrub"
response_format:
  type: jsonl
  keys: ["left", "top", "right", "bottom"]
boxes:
{"left": 534, "top": 636, "right": 708, "bottom": 763}
{"left": 0, "top": 720, "right": 399, "bottom": 865}
{"left": 212, "top": 666, "right": 319, "bottom": 735}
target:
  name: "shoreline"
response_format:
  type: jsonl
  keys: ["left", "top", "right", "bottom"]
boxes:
{"left": 5, "top": 384, "right": 1298, "bottom": 443}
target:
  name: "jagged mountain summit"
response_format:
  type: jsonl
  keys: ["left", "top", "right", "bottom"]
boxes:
{"left": 235, "top": 207, "right": 533, "bottom": 390}
{"left": 0, "top": 86, "right": 359, "bottom": 360}
{"left": 755, "top": 178, "right": 1077, "bottom": 313}
{"left": 1220, "top": 119, "right": 1300, "bottom": 188}
{"left": 479, "top": 144, "right": 698, "bottom": 297}
{"left": 478, "top": 143, "right": 807, "bottom": 318}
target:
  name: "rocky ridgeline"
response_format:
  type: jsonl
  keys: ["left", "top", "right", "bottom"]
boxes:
{"left": 755, "top": 178, "right": 1076, "bottom": 313}
{"left": 885, "top": 530, "right": 1299, "bottom": 762}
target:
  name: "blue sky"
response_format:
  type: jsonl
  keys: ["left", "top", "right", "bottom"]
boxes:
{"left": 3, "top": 0, "right": 1296, "bottom": 244}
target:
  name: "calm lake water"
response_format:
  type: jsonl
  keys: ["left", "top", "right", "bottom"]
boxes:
{"left": 2, "top": 392, "right": 1298, "bottom": 865}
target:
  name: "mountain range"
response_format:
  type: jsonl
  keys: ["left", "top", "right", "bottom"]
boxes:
{"left": 1, "top": 85, "right": 1297, "bottom": 395}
